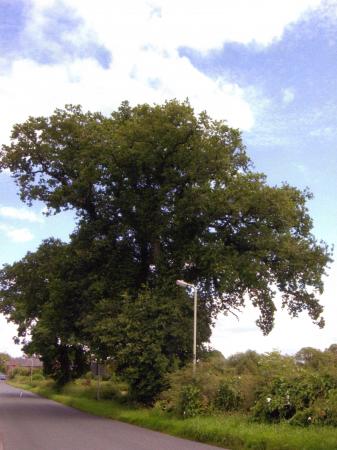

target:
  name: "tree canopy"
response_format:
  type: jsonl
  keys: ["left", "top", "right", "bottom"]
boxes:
{"left": 0, "top": 353, "right": 10, "bottom": 373}
{"left": 0, "top": 100, "right": 332, "bottom": 399}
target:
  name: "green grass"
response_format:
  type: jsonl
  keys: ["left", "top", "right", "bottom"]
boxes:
{"left": 8, "top": 379, "right": 337, "bottom": 450}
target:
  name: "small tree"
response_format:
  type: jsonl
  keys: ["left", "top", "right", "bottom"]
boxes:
{"left": 0, "top": 353, "right": 10, "bottom": 373}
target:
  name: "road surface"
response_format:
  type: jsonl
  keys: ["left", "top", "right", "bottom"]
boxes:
{"left": 0, "top": 381, "right": 226, "bottom": 450}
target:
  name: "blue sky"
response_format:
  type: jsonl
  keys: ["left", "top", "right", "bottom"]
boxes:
{"left": 0, "top": 0, "right": 336, "bottom": 356}
{"left": 0, "top": 0, "right": 111, "bottom": 68}
{"left": 181, "top": 8, "right": 337, "bottom": 244}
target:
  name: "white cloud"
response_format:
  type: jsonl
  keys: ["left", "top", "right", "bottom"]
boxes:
{"left": 62, "top": 0, "right": 323, "bottom": 51}
{"left": 282, "top": 88, "right": 295, "bottom": 104}
{"left": 293, "top": 163, "right": 307, "bottom": 173}
{"left": 0, "top": 206, "right": 44, "bottom": 223}
{"left": 212, "top": 262, "right": 337, "bottom": 356}
{"left": 0, "top": 0, "right": 326, "bottom": 146}
{"left": 0, "top": 55, "right": 253, "bottom": 146}
{"left": 0, "top": 316, "right": 22, "bottom": 357}
{"left": 309, "top": 126, "right": 334, "bottom": 137}
{"left": 0, "top": 224, "right": 34, "bottom": 243}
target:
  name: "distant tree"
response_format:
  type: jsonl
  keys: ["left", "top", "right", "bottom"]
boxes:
{"left": 327, "top": 344, "right": 337, "bottom": 355}
{"left": 324, "top": 344, "right": 337, "bottom": 368}
{"left": 225, "top": 350, "right": 261, "bottom": 375}
{"left": 0, "top": 353, "right": 10, "bottom": 373}
{"left": 295, "top": 346, "right": 333, "bottom": 370}
{"left": 0, "top": 100, "right": 332, "bottom": 399}
{"left": 258, "top": 351, "right": 300, "bottom": 378}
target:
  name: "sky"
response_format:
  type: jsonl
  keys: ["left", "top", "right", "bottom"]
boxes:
{"left": 0, "top": 0, "right": 337, "bottom": 357}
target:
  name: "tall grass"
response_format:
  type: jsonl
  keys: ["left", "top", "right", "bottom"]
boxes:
{"left": 9, "top": 378, "right": 337, "bottom": 450}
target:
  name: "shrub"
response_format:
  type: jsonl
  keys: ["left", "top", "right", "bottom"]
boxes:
{"left": 252, "top": 373, "right": 337, "bottom": 423}
{"left": 158, "top": 354, "right": 253, "bottom": 417}
{"left": 99, "top": 380, "right": 129, "bottom": 400}
{"left": 32, "top": 373, "right": 45, "bottom": 381}
{"left": 301, "top": 389, "right": 337, "bottom": 426}
{"left": 159, "top": 347, "right": 337, "bottom": 425}
{"left": 8, "top": 367, "right": 30, "bottom": 379}
{"left": 84, "top": 371, "right": 93, "bottom": 380}
{"left": 237, "top": 374, "right": 261, "bottom": 411}
{"left": 321, "top": 389, "right": 337, "bottom": 425}
{"left": 158, "top": 360, "right": 221, "bottom": 415}
{"left": 224, "top": 350, "right": 260, "bottom": 375}
{"left": 214, "top": 381, "right": 242, "bottom": 411}
{"left": 288, "top": 409, "right": 314, "bottom": 427}
{"left": 179, "top": 384, "right": 204, "bottom": 418}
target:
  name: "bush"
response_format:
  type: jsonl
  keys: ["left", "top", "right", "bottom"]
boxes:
{"left": 288, "top": 409, "right": 314, "bottom": 427}
{"left": 320, "top": 389, "right": 337, "bottom": 425}
{"left": 8, "top": 367, "right": 30, "bottom": 379}
{"left": 158, "top": 357, "right": 246, "bottom": 416}
{"left": 236, "top": 374, "right": 261, "bottom": 411}
{"left": 224, "top": 350, "right": 260, "bottom": 375}
{"left": 32, "top": 373, "right": 45, "bottom": 381}
{"left": 158, "top": 360, "right": 221, "bottom": 415}
{"left": 179, "top": 384, "right": 204, "bottom": 418}
{"left": 214, "top": 381, "right": 242, "bottom": 411}
{"left": 300, "top": 389, "right": 337, "bottom": 426}
{"left": 99, "top": 381, "right": 129, "bottom": 400}
{"left": 252, "top": 373, "right": 337, "bottom": 423}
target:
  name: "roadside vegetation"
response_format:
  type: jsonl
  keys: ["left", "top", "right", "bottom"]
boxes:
{"left": 0, "top": 100, "right": 332, "bottom": 404}
{"left": 0, "top": 352, "right": 9, "bottom": 373}
{"left": 1, "top": 101, "right": 334, "bottom": 449}
{"left": 8, "top": 345, "right": 337, "bottom": 450}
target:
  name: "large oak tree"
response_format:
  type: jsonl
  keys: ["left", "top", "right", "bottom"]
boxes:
{"left": 0, "top": 100, "right": 331, "bottom": 399}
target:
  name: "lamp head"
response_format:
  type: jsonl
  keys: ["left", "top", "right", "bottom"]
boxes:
{"left": 176, "top": 279, "right": 193, "bottom": 288}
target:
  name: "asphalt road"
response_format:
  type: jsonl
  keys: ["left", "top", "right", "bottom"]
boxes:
{"left": 0, "top": 382, "right": 226, "bottom": 450}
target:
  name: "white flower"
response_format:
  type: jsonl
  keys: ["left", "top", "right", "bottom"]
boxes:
{"left": 266, "top": 397, "right": 271, "bottom": 403}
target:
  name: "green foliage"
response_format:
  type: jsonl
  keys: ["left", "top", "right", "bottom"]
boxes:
{"left": 159, "top": 352, "right": 246, "bottom": 415}
{"left": 224, "top": 350, "right": 261, "bottom": 375}
{"left": 94, "top": 286, "right": 205, "bottom": 404}
{"left": 8, "top": 368, "right": 45, "bottom": 385}
{"left": 84, "top": 371, "right": 93, "bottom": 380}
{"left": 8, "top": 367, "right": 30, "bottom": 378}
{"left": 214, "top": 381, "right": 242, "bottom": 411}
{"left": 0, "top": 238, "right": 91, "bottom": 385}
{"left": 158, "top": 351, "right": 229, "bottom": 414}
{"left": 252, "top": 372, "right": 337, "bottom": 423}
{"left": 12, "top": 377, "right": 337, "bottom": 450}
{"left": 257, "top": 351, "right": 301, "bottom": 380}
{"left": 60, "top": 378, "right": 128, "bottom": 402}
{"left": 32, "top": 372, "right": 45, "bottom": 382}
{"left": 312, "top": 389, "right": 337, "bottom": 426}
{"left": 295, "top": 347, "right": 335, "bottom": 370}
{"left": 0, "top": 100, "right": 332, "bottom": 401}
{"left": 159, "top": 346, "right": 337, "bottom": 427}
{"left": 288, "top": 409, "right": 314, "bottom": 427}
{"left": 179, "top": 384, "right": 204, "bottom": 418}
{"left": 0, "top": 352, "right": 10, "bottom": 373}
{"left": 289, "top": 389, "right": 337, "bottom": 427}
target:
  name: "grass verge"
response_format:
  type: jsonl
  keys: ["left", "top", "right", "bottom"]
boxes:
{"left": 8, "top": 379, "right": 337, "bottom": 450}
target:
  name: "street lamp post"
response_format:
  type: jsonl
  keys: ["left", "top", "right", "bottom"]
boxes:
{"left": 30, "top": 357, "right": 33, "bottom": 384}
{"left": 176, "top": 279, "right": 198, "bottom": 376}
